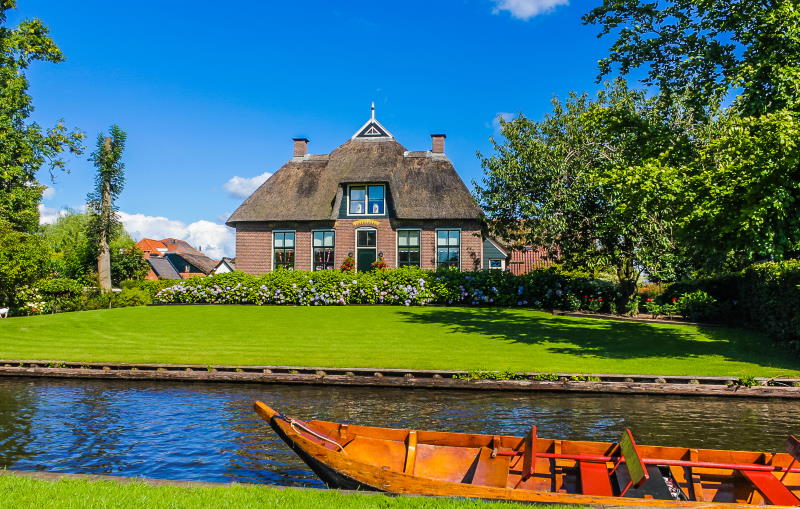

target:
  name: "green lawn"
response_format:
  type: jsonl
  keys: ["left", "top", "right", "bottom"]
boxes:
{"left": 0, "top": 305, "right": 797, "bottom": 377}
{"left": 0, "top": 474, "right": 567, "bottom": 509}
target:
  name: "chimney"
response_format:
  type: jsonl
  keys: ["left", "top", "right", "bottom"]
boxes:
{"left": 293, "top": 137, "right": 309, "bottom": 158}
{"left": 431, "top": 134, "right": 446, "bottom": 154}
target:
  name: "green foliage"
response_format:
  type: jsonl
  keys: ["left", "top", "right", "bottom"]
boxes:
{"left": 114, "top": 287, "right": 152, "bottom": 307}
{"left": 454, "top": 370, "right": 527, "bottom": 381}
{"left": 120, "top": 279, "right": 180, "bottom": 298}
{"left": 0, "top": 219, "right": 51, "bottom": 307}
{"left": 42, "top": 211, "right": 148, "bottom": 285}
{"left": 475, "top": 80, "right": 688, "bottom": 309}
{"left": 684, "top": 111, "right": 800, "bottom": 269}
{"left": 738, "top": 260, "right": 800, "bottom": 348}
{"left": 35, "top": 278, "right": 83, "bottom": 297}
{"left": 584, "top": 0, "right": 800, "bottom": 117}
{"left": 0, "top": 3, "right": 84, "bottom": 233}
{"left": 531, "top": 373, "right": 560, "bottom": 381}
{"left": 675, "top": 290, "right": 718, "bottom": 322}
{"left": 733, "top": 375, "right": 761, "bottom": 388}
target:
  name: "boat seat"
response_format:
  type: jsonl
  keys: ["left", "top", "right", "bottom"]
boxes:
{"left": 579, "top": 461, "right": 613, "bottom": 496}
{"left": 741, "top": 470, "right": 800, "bottom": 506}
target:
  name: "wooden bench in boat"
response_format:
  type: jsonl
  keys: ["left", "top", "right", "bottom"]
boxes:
{"left": 579, "top": 429, "right": 650, "bottom": 497}
{"left": 740, "top": 435, "right": 800, "bottom": 506}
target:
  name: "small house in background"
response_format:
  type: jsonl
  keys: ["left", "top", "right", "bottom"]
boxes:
{"left": 212, "top": 257, "right": 236, "bottom": 274}
{"left": 227, "top": 106, "right": 510, "bottom": 274}
{"left": 136, "top": 238, "right": 219, "bottom": 280}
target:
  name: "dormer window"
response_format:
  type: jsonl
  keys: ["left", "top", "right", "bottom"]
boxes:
{"left": 348, "top": 184, "right": 385, "bottom": 215}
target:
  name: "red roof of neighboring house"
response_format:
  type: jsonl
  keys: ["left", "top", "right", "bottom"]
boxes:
{"left": 137, "top": 238, "right": 168, "bottom": 255}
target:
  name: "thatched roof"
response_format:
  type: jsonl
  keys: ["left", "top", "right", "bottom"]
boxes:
{"left": 226, "top": 137, "right": 482, "bottom": 225}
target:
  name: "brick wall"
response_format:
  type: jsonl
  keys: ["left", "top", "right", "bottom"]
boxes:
{"left": 234, "top": 219, "right": 483, "bottom": 275}
{"left": 235, "top": 223, "right": 271, "bottom": 275}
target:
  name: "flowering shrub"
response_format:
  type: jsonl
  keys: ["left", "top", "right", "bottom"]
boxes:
{"left": 371, "top": 256, "right": 388, "bottom": 271}
{"left": 154, "top": 267, "right": 619, "bottom": 310}
{"left": 155, "top": 266, "right": 437, "bottom": 307}
{"left": 340, "top": 256, "right": 355, "bottom": 271}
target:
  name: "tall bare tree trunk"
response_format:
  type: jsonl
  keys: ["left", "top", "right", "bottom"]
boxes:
{"left": 97, "top": 137, "right": 112, "bottom": 291}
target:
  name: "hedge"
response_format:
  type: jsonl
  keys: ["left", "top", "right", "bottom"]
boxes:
{"left": 659, "top": 260, "right": 800, "bottom": 351}
{"left": 152, "top": 267, "right": 620, "bottom": 312}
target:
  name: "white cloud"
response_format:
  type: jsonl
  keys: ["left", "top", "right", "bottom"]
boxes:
{"left": 119, "top": 212, "right": 235, "bottom": 259}
{"left": 492, "top": 112, "right": 516, "bottom": 134}
{"left": 491, "top": 0, "right": 568, "bottom": 20}
{"left": 42, "top": 186, "right": 56, "bottom": 200}
{"left": 223, "top": 171, "right": 272, "bottom": 199}
{"left": 38, "top": 204, "right": 69, "bottom": 225}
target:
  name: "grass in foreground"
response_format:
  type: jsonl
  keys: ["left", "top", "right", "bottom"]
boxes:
{"left": 0, "top": 475, "right": 572, "bottom": 509}
{"left": 0, "top": 305, "right": 797, "bottom": 377}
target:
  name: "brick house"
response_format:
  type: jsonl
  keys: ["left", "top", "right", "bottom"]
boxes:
{"left": 226, "top": 109, "right": 492, "bottom": 274}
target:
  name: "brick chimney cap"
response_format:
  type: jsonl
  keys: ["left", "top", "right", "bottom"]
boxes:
{"left": 430, "top": 133, "right": 447, "bottom": 138}
{"left": 292, "top": 137, "right": 310, "bottom": 142}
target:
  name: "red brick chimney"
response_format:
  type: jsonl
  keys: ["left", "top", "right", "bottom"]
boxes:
{"left": 293, "top": 138, "right": 309, "bottom": 158}
{"left": 431, "top": 134, "right": 446, "bottom": 154}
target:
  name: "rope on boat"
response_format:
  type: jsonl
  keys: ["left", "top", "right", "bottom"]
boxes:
{"left": 288, "top": 418, "right": 347, "bottom": 454}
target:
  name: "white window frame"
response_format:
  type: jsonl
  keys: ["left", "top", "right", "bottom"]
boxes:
{"left": 347, "top": 184, "right": 386, "bottom": 216}
{"left": 311, "top": 229, "right": 336, "bottom": 271}
{"left": 354, "top": 227, "right": 378, "bottom": 271}
{"left": 271, "top": 230, "right": 296, "bottom": 270}
{"left": 435, "top": 228, "right": 462, "bottom": 270}
{"left": 488, "top": 258, "right": 506, "bottom": 270}
{"left": 395, "top": 228, "right": 422, "bottom": 268}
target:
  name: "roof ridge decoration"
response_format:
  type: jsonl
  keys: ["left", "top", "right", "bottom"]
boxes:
{"left": 351, "top": 102, "right": 393, "bottom": 140}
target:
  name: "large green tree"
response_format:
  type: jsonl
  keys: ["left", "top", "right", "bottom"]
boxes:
{"left": 476, "top": 81, "right": 690, "bottom": 308}
{"left": 584, "top": 0, "right": 800, "bottom": 117}
{"left": 0, "top": 0, "right": 83, "bottom": 233}
{"left": 87, "top": 126, "right": 126, "bottom": 291}
{"left": 682, "top": 110, "right": 800, "bottom": 270}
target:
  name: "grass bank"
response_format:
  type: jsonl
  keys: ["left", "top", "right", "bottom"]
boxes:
{"left": 0, "top": 474, "right": 565, "bottom": 509}
{"left": 0, "top": 305, "right": 797, "bottom": 377}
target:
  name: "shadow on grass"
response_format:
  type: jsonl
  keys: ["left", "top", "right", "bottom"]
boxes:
{"left": 397, "top": 308, "right": 800, "bottom": 371}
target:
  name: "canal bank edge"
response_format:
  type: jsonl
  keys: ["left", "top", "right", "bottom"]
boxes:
{"left": 0, "top": 470, "right": 577, "bottom": 509}
{"left": 0, "top": 360, "right": 798, "bottom": 398}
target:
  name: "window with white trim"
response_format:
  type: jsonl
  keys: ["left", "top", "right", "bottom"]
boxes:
{"left": 397, "top": 230, "right": 420, "bottom": 267}
{"left": 436, "top": 230, "right": 460, "bottom": 269}
{"left": 349, "top": 184, "right": 385, "bottom": 215}
{"left": 313, "top": 231, "right": 335, "bottom": 271}
{"left": 273, "top": 231, "right": 295, "bottom": 269}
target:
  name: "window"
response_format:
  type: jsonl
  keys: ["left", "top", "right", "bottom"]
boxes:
{"left": 397, "top": 230, "right": 420, "bottom": 267}
{"left": 357, "top": 229, "right": 376, "bottom": 247}
{"left": 436, "top": 229, "right": 460, "bottom": 269}
{"left": 313, "top": 231, "right": 335, "bottom": 270}
{"left": 489, "top": 259, "right": 504, "bottom": 270}
{"left": 273, "top": 231, "right": 295, "bottom": 269}
{"left": 349, "top": 184, "right": 385, "bottom": 215}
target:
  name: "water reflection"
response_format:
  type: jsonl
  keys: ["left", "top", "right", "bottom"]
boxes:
{"left": 0, "top": 378, "right": 796, "bottom": 486}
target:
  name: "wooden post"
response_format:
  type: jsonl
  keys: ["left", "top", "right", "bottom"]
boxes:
{"left": 97, "top": 136, "right": 113, "bottom": 292}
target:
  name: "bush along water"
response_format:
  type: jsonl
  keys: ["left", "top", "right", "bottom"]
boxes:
{"left": 153, "top": 267, "right": 620, "bottom": 310}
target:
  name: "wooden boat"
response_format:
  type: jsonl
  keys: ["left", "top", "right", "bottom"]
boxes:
{"left": 254, "top": 401, "right": 800, "bottom": 507}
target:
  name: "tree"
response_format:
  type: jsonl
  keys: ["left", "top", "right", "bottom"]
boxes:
{"left": 0, "top": 219, "right": 50, "bottom": 307}
{"left": 42, "top": 210, "right": 149, "bottom": 284}
{"left": 583, "top": 0, "right": 800, "bottom": 117}
{"left": 0, "top": 1, "right": 83, "bottom": 233}
{"left": 682, "top": 110, "right": 800, "bottom": 270}
{"left": 87, "top": 126, "right": 126, "bottom": 291}
{"left": 476, "top": 81, "right": 689, "bottom": 309}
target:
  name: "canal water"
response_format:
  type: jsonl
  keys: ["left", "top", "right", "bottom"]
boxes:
{"left": 0, "top": 377, "right": 797, "bottom": 487}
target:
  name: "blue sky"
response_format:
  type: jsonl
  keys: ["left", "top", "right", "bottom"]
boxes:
{"left": 12, "top": 0, "right": 613, "bottom": 258}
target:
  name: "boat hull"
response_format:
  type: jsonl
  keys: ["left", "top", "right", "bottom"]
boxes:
{"left": 255, "top": 401, "right": 800, "bottom": 507}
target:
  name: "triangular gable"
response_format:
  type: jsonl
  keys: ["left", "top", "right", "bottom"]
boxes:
{"left": 351, "top": 119, "right": 393, "bottom": 140}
